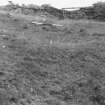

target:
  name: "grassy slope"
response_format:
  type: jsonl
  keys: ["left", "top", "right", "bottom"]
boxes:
{"left": 0, "top": 10, "right": 105, "bottom": 105}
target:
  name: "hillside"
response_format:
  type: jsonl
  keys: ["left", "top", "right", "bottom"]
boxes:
{"left": 0, "top": 2, "right": 105, "bottom": 105}
{"left": 2, "top": 1, "right": 105, "bottom": 21}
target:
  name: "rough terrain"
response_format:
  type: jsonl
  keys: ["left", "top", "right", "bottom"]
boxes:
{"left": 0, "top": 8, "right": 105, "bottom": 105}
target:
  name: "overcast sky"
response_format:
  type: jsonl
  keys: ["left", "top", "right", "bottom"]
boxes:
{"left": 0, "top": 0, "right": 105, "bottom": 8}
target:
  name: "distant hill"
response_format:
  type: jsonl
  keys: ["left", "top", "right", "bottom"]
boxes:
{"left": 2, "top": 1, "right": 105, "bottom": 21}
{"left": 4, "top": 3, "right": 65, "bottom": 19}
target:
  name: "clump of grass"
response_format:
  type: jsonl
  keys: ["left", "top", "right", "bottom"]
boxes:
{"left": 22, "top": 23, "right": 28, "bottom": 29}
{"left": 79, "top": 28, "right": 90, "bottom": 37}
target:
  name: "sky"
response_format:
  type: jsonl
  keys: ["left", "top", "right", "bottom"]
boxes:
{"left": 0, "top": 0, "right": 105, "bottom": 8}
